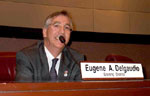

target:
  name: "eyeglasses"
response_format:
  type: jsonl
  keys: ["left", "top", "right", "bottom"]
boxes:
{"left": 50, "top": 21, "right": 72, "bottom": 32}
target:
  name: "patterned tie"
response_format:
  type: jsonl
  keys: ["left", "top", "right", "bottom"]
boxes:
{"left": 50, "top": 58, "right": 58, "bottom": 81}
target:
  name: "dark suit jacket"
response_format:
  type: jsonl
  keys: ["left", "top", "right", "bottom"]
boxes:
{"left": 15, "top": 41, "right": 84, "bottom": 82}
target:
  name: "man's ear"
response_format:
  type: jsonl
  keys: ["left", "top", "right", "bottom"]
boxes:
{"left": 42, "top": 28, "right": 47, "bottom": 38}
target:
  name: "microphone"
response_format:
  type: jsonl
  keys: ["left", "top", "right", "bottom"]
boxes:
{"left": 59, "top": 35, "right": 79, "bottom": 65}
{"left": 59, "top": 35, "right": 66, "bottom": 44}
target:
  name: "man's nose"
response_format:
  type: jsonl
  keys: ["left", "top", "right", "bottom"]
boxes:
{"left": 60, "top": 26, "right": 65, "bottom": 34}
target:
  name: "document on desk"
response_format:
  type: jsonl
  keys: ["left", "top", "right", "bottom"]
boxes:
{"left": 80, "top": 62, "right": 144, "bottom": 80}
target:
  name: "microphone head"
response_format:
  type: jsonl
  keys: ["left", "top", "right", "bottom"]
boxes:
{"left": 59, "top": 35, "right": 66, "bottom": 44}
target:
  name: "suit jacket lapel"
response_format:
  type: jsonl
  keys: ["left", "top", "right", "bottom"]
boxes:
{"left": 38, "top": 41, "right": 50, "bottom": 81}
{"left": 38, "top": 42, "right": 75, "bottom": 81}
{"left": 58, "top": 48, "right": 74, "bottom": 80}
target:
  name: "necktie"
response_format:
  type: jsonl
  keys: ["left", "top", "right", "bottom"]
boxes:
{"left": 50, "top": 58, "right": 58, "bottom": 81}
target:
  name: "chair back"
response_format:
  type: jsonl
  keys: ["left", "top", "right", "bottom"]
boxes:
{"left": 105, "top": 54, "right": 134, "bottom": 62}
{"left": 0, "top": 52, "right": 16, "bottom": 82}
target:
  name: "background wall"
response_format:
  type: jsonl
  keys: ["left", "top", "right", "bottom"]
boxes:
{"left": 0, "top": 0, "right": 150, "bottom": 78}
{"left": 0, "top": 0, "right": 150, "bottom": 34}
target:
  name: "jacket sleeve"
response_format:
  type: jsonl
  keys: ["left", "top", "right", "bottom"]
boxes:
{"left": 74, "top": 54, "right": 85, "bottom": 81}
{"left": 15, "top": 52, "right": 33, "bottom": 82}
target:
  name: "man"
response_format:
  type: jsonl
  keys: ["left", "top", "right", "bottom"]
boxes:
{"left": 15, "top": 10, "right": 84, "bottom": 82}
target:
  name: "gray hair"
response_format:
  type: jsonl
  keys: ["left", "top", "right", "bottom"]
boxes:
{"left": 44, "top": 10, "right": 73, "bottom": 31}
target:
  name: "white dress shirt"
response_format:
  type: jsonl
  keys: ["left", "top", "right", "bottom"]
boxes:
{"left": 44, "top": 46, "right": 62, "bottom": 75}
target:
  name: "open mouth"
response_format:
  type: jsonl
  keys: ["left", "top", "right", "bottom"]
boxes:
{"left": 56, "top": 35, "right": 65, "bottom": 40}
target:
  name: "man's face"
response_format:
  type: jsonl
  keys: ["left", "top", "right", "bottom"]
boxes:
{"left": 43, "top": 15, "right": 71, "bottom": 49}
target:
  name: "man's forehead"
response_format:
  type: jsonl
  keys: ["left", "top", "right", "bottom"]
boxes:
{"left": 52, "top": 21, "right": 70, "bottom": 25}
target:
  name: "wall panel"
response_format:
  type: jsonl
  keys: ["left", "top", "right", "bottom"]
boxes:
{"left": 0, "top": 38, "right": 38, "bottom": 52}
{"left": 1, "top": 0, "right": 150, "bottom": 34}
{"left": 94, "top": 10, "right": 129, "bottom": 33}
{"left": 130, "top": 12, "right": 150, "bottom": 34}
{"left": 0, "top": 1, "right": 93, "bottom": 31}
{"left": 94, "top": 0, "right": 129, "bottom": 11}
{"left": 3, "top": 0, "right": 93, "bottom": 8}
{"left": 128, "top": 0, "right": 150, "bottom": 12}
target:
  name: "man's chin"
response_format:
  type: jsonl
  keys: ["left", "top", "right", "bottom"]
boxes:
{"left": 56, "top": 43, "right": 65, "bottom": 49}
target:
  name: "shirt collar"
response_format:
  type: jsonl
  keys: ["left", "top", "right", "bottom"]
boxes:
{"left": 44, "top": 46, "right": 62, "bottom": 74}
{"left": 44, "top": 46, "right": 62, "bottom": 60}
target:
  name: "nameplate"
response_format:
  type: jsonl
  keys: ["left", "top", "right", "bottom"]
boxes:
{"left": 80, "top": 62, "right": 144, "bottom": 80}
